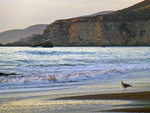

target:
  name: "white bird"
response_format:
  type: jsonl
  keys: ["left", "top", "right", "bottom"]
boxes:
{"left": 121, "top": 80, "right": 132, "bottom": 89}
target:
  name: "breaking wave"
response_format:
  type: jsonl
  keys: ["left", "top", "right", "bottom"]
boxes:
{"left": 0, "top": 47, "right": 150, "bottom": 89}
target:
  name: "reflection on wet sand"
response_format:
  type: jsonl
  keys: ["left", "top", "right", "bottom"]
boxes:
{"left": 1, "top": 91, "right": 150, "bottom": 113}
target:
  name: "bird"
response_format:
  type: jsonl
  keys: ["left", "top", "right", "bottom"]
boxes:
{"left": 121, "top": 80, "right": 132, "bottom": 89}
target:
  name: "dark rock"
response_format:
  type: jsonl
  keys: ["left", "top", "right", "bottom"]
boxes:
{"left": 0, "top": 72, "right": 17, "bottom": 76}
{"left": 4, "top": 35, "right": 53, "bottom": 47}
{"left": 32, "top": 39, "right": 53, "bottom": 47}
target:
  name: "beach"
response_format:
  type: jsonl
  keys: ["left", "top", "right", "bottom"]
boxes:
{"left": 0, "top": 47, "right": 150, "bottom": 112}
{"left": 59, "top": 91, "right": 150, "bottom": 112}
{"left": 0, "top": 0, "right": 150, "bottom": 112}
{"left": 1, "top": 70, "right": 150, "bottom": 113}
{"left": 1, "top": 87, "right": 150, "bottom": 113}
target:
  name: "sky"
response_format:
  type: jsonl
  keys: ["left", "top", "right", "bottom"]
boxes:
{"left": 0, "top": 0, "right": 144, "bottom": 33}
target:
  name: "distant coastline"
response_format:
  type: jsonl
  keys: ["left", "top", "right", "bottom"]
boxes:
{"left": 0, "top": 1, "right": 149, "bottom": 47}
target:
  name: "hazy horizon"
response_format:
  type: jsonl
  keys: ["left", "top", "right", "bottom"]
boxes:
{"left": 0, "top": 0, "right": 144, "bottom": 33}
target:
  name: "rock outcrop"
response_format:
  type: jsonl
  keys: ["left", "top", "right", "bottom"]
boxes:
{"left": 8, "top": 0, "right": 150, "bottom": 46}
{"left": 5, "top": 34, "right": 53, "bottom": 47}
{"left": 0, "top": 72, "right": 16, "bottom": 76}
{"left": 0, "top": 24, "right": 47, "bottom": 44}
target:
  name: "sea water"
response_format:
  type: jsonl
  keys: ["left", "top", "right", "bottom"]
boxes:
{"left": 0, "top": 47, "right": 150, "bottom": 93}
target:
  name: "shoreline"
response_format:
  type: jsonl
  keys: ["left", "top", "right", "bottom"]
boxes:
{"left": 1, "top": 65, "right": 150, "bottom": 112}
{"left": 102, "top": 107, "right": 150, "bottom": 112}
{"left": 57, "top": 91, "right": 150, "bottom": 100}
{"left": 1, "top": 89, "right": 150, "bottom": 112}
{"left": 57, "top": 91, "right": 150, "bottom": 112}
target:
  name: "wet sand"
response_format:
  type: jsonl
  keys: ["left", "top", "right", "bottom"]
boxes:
{"left": 58, "top": 91, "right": 150, "bottom": 100}
{"left": 104, "top": 107, "right": 150, "bottom": 112}
{"left": 1, "top": 90, "right": 150, "bottom": 112}
{"left": 1, "top": 70, "right": 150, "bottom": 113}
{"left": 58, "top": 91, "right": 150, "bottom": 112}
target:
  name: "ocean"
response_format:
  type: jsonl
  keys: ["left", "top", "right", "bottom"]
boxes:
{"left": 0, "top": 47, "right": 150, "bottom": 94}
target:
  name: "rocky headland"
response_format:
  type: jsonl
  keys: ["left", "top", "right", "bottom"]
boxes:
{"left": 0, "top": 24, "right": 47, "bottom": 44}
{"left": 5, "top": 0, "right": 150, "bottom": 46}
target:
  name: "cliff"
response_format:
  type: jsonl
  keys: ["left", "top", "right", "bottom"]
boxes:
{"left": 5, "top": 34, "right": 53, "bottom": 47}
{"left": 8, "top": 0, "right": 150, "bottom": 46}
{"left": 0, "top": 24, "right": 47, "bottom": 44}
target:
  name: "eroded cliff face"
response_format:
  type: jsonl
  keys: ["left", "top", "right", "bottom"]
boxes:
{"left": 101, "top": 20, "right": 150, "bottom": 46}
{"left": 40, "top": 0, "right": 150, "bottom": 46}
{"left": 7, "top": 0, "right": 150, "bottom": 46}
{"left": 43, "top": 16, "right": 106, "bottom": 46}
{"left": 67, "top": 17, "right": 103, "bottom": 46}
{"left": 42, "top": 18, "right": 150, "bottom": 46}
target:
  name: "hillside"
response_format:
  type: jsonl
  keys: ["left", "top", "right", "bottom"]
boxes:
{"left": 0, "top": 24, "right": 47, "bottom": 44}
{"left": 103, "top": 0, "right": 150, "bottom": 21}
{"left": 80, "top": 11, "right": 114, "bottom": 17}
{"left": 7, "top": 0, "right": 150, "bottom": 46}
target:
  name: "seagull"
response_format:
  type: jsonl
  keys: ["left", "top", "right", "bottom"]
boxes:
{"left": 121, "top": 80, "right": 132, "bottom": 89}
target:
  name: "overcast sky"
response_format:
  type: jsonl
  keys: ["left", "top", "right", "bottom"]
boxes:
{"left": 0, "top": 0, "right": 144, "bottom": 32}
